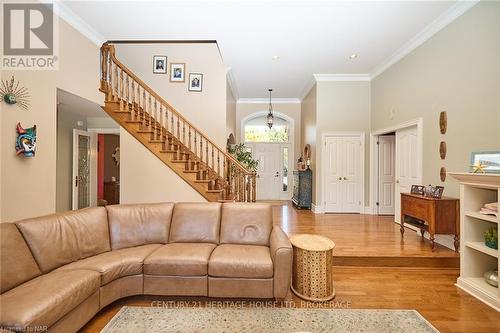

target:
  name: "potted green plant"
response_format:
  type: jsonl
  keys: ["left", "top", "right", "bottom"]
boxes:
{"left": 484, "top": 227, "right": 498, "bottom": 250}
{"left": 228, "top": 143, "right": 259, "bottom": 171}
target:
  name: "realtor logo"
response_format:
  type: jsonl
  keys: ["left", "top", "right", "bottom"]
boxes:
{"left": 2, "top": 1, "right": 58, "bottom": 69}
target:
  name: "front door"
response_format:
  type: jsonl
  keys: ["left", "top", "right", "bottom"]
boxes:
{"left": 378, "top": 135, "right": 395, "bottom": 215}
{"left": 395, "top": 126, "right": 419, "bottom": 223}
{"left": 72, "top": 129, "right": 92, "bottom": 210}
{"left": 254, "top": 143, "right": 280, "bottom": 200}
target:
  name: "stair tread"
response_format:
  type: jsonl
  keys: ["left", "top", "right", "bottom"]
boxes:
{"left": 194, "top": 179, "right": 211, "bottom": 183}
{"left": 160, "top": 150, "right": 178, "bottom": 153}
{"left": 124, "top": 120, "right": 142, "bottom": 124}
{"left": 206, "top": 189, "right": 223, "bottom": 193}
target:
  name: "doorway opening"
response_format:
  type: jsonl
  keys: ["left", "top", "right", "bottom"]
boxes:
{"left": 370, "top": 119, "right": 423, "bottom": 221}
{"left": 56, "top": 89, "right": 119, "bottom": 212}
{"left": 241, "top": 112, "right": 294, "bottom": 200}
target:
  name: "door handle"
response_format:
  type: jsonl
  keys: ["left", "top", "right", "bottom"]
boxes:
{"left": 338, "top": 177, "right": 342, "bottom": 180}
{"left": 75, "top": 176, "right": 78, "bottom": 187}
{"left": 275, "top": 172, "right": 280, "bottom": 177}
{"left": 343, "top": 177, "right": 347, "bottom": 180}
{"left": 396, "top": 180, "right": 400, "bottom": 184}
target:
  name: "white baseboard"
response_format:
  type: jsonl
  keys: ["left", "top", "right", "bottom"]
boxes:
{"left": 312, "top": 204, "right": 323, "bottom": 214}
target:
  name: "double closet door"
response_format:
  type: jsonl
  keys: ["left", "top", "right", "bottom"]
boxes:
{"left": 323, "top": 135, "right": 363, "bottom": 213}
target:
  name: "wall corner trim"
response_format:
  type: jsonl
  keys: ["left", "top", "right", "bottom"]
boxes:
{"left": 311, "top": 204, "right": 324, "bottom": 214}
{"left": 369, "top": 0, "right": 479, "bottom": 79}
{"left": 226, "top": 68, "right": 240, "bottom": 101}
{"left": 54, "top": 1, "right": 106, "bottom": 46}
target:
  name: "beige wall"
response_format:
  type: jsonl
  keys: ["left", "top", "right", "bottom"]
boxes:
{"left": 236, "top": 102, "right": 302, "bottom": 163}
{"left": 315, "top": 81, "right": 371, "bottom": 207}
{"left": 226, "top": 81, "right": 237, "bottom": 139}
{"left": 114, "top": 43, "right": 228, "bottom": 149}
{"left": 300, "top": 85, "right": 317, "bottom": 202}
{"left": 371, "top": 1, "right": 500, "bottom": 199}
{"left": 120, "top": 129, "right": 205, "bottom": 203}
{"left": 0, "top": 19, "right": 102, "bottom": 222}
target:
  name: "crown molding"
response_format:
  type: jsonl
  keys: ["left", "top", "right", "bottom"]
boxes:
{"left": 53, "top": 1, "right": 106, "bottom": 46}
{"left": 226, "top": 68, "right": 239, "bottom": 101}
{"left": 370, "top": 0, "right": 479, "bottom": 79}
{"left": 299, "top": 76, "right": 317, "bottom": 101}
{"left": 313, "top": 74, "right": 371, "bottom": 82}
{"left": 237, "top": 98, "right": 301, "bottom": 104}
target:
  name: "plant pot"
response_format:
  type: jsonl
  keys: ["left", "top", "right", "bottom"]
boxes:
{"left": 484, "top": 270, "right": 498, "bottom": 288}
{"left": 485, "top": 238, "right": 498, "bottom": 250}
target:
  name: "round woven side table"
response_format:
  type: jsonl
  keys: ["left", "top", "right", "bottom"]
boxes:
{"left": 290, "top": 234, "right": 335, "bottom": 302}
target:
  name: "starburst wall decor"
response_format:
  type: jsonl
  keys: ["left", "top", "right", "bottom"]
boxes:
{"left": 1, "top": 76, "right": 30, "bottom": 110}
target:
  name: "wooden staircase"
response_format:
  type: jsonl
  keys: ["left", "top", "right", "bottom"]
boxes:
{"left": 99, "top": 43, "right": 256, "bottom": 202}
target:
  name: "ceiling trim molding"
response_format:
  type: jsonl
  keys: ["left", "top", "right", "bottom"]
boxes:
{"left": 226, "top": 68, "right": 239, "bottom": 101}
{"left": 237, "top": 98, "right": 301, "bottom": 104}
{"left": 299, "top": 76, "right": 317, "bottom": 101}
{"left": 370, "top": 0, "right": 479, "bottom": 79}
{"left": 53, "top": 1, "right": 106, "bottom": 46}
{"left": 313, "top": 74, "right": 371, "bottom": 82}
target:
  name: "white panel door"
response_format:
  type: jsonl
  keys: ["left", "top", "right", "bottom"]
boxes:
{"left": 395, "top": 126, "right": 419, "bottom": 223}
{"left": 378, "top": 135, "right": 395, "bottom": 215}
{"left": 254, "top": 143, "right": 280, "bottom": 200}
{"left": 323, "top": 136, "right": 343, "bottom": 212}
{"left": 342, "top": 137, "right": 361, "bottom": 213}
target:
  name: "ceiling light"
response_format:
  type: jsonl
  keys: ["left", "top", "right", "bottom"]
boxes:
{"left": 267, "top": 89, "right": 274, "bottom": 129}
{"left": 272, "top": 55, "right": 280, "bottom": 60}
{"left": 350, "top": 54, "right": 358, "bottom": 59}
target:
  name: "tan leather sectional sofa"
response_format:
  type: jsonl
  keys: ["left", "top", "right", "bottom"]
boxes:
{"left": 0, "top": 202, "right": 292, "bottom": 333}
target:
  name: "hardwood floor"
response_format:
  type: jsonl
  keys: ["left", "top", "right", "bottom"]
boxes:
{"left": 79, "top": 203, "right": 499, "bottom": 333}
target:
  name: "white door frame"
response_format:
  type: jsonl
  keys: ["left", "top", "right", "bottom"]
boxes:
{"left": 241, "top": 111, "right": 294, "bottom": 200}
{"left": 369, "top": 118, "right": 423, "bottom": 215}
{"left": 321, "top": 131, "right": 365, "bottom": 214}
{"left": 87, "top": 128, "right": 120, "bottom": 207}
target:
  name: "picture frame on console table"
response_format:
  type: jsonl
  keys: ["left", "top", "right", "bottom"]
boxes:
{"left": 471, "top": 151, "right": 500, "bottom": 174}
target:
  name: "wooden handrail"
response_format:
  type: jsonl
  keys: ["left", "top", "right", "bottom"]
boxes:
{"left": 100, "top": 43, "right": 256, "bottom": 202}
{"left": 101, "top": 43, "right": 252, "bottom": 176}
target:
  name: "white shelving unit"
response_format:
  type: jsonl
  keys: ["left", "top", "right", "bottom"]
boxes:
{"left": 449, "top": 172, "right": 500, "bottom": 311}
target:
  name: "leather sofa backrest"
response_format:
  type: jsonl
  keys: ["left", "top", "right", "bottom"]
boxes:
{"left": 170, "top": 203, "right": 221, "bottom": 243}
{"left": 220, "top": 203, "right": 272, "bottom": 246}
{"left": 0, "top": 223, "right": 42, "bottom": 294}
{"left": 15, "top": 207, "right": 110, "bottom": 273}
{"left": 106, "top": 203, "right": 174, "bottom": 250}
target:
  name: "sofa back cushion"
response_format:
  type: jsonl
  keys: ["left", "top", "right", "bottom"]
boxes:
{"left": 15, "top": 207, "right": 110, "bottom": 273}
{"left": 0, "top": 223, "right": 42, "bottom": 293}
{"left": 220, "top": 203, "right": 272, "bottom": 246}
{"left": 106, "top": 203, "right": 174, "bottom": 250}
{"left": 169, "top": 203, "right": 221, "bottom": 243}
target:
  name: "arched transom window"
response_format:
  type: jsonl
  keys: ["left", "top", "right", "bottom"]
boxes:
{"left": 244, "top": 115, "right": 289, "bottom": 143}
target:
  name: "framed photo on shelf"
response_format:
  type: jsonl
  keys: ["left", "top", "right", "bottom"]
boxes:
{"left": 152, "top": 56, "right": 167, "bottom": 74}
{"left": 170, "top": 63, "right": 185, "bottom": 82}
{"left": 188, "top": 73, "right": 203, "bottom": 92}
{"left": 429, "top": 186, "right": 444, "bottom": 199}
{"left": 410, "top": 185, "right": 424, "bottom": 195}
{"left": 470, "top": 151, "right": 500, "bottom": 173}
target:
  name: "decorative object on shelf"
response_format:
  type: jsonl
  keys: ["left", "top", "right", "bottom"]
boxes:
{"left": 0, "top": 75, "right": 30, "bottom": 110}
{"left": 470, "top": 151, "right": 500, "bottom": 174}
{"left": 484, "top": 226, "right": 498, "bottom": 250}
{"left": 15, "top": 122, "right": 36, "bottom": 157}
{"left": 440, "top": 167, "right": 447, "bottom": 182}
{"left": 152, "top": 55, "right": 167, "bottom": 74}
{"left": 266, "top": 88, "right": 274, "bottom": 129}
{"left": 480, "top": 202, "right": 498, "bottom": 217}
{"left": 226, "top": 133, "right": 236, "bottom": 151}
{"left": 439, "top": 141, "right": 446, "bottom": 160}
{"left": 112, "top": 147, "right": 120, "bottom": 166}
{"left": 484, "top": 270, "right": 498, "bottom": 288}
{"left": 439, "top": 111, "right": 447, "bottom": 134}
{"left": 423, "top": 184, "right": 444, "bottom": 199}
{"left": 297, "top": 156, "right": 305, "bottom": 171}
{"left": 188, "top": 73, "right": 203, "bottom": 92}
{"left": 227, "top": 143, "right": 258, "bottom": 171}
{"left": 410, "top": 184, "right": 425, "bottom": 195}
{"left": 170, "top": 63, "right": 185, "bottom": 82}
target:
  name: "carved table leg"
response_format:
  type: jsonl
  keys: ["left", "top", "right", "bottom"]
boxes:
{"left": 400, "top": 215, "right": 405, "bottom": 237}
{"left": 430, "top": 234, "right": 435, "bottom": 251}
{"left": 420, "top": 229, "right": 425, "bottom": 239}
{"left": 454, "top": 235, "right": 460, "bottom": 252}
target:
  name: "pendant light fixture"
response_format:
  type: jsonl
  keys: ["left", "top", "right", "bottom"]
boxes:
{"left": 266, "top": 88, "right": 274, "bottom": 129}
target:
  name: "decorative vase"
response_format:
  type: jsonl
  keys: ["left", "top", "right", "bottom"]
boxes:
{"left": 484, "top": 270, "right": 498, "bottom": 288}
{"left": 485, "top": 238, "right": 498, "bottom": 250}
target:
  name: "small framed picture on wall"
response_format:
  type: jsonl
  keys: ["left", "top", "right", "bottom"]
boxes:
{"left": 170, "top": 63, "right": 185, "bottom": 82}
{"left": 153, "top": 55, "right": 167, "bottom": 74}
{"left": 188, "top": 73, "right": 203, "bottom": 92}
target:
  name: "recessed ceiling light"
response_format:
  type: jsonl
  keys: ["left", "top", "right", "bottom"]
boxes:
{"left": 350, "top": 54, "right": 358, "bottom": 59}
{"left": 272, "top": 55, "right": 280, "bottom": 60}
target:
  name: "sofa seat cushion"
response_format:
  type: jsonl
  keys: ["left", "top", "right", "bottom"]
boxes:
{"left": 144, "top": 243, "right": 216, "bottom": 276}
{"left": 0, "top": 269, "right": 100, "bottom": 330}
{"left": 208, "top": 244, "right": 273, "bottom": 278}
{"left": 56, "top": 244, "right": 161, "bottom": 285}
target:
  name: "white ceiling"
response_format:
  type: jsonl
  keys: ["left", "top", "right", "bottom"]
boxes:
{"left": 59, "top": 1, "right": 476, "bottom": 99}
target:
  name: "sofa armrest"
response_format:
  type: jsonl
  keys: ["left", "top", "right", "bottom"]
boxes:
{"left": 269, "top": 226, "right": 292, "bottom": 299}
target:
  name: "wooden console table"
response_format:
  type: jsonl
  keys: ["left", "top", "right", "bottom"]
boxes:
{"left": 400, "top": 193, "right": 459, "bottom": 252}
